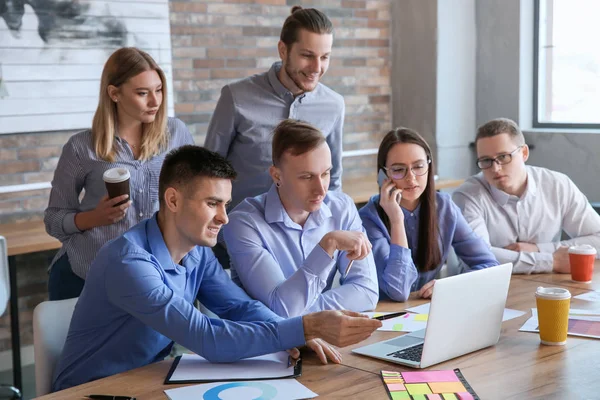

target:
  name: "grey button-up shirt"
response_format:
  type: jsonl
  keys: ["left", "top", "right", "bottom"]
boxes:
{"left": 204, "top": 62, "right": 345, "bottom": 209}
{"left": 44, "top": 117, "right": 194, "bottom": 279}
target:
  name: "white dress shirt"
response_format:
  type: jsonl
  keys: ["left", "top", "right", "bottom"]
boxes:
{"left": 452, "top": 166, "right": 600, "bottom": 274}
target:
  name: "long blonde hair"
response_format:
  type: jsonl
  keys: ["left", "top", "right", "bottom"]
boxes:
{"left": 92, "top": 47, "right": 169, "bottom": 162}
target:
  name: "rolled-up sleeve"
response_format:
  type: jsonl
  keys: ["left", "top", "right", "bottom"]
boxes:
{"left": 327, "top": 100, "right": 344, "bottom": 192}
{"left": 204, "top": 85, "right": 237, "bottom": 157}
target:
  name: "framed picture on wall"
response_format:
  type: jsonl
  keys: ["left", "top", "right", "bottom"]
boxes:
{"left": 0, "top": 0, "right": 175, "bottom": 134}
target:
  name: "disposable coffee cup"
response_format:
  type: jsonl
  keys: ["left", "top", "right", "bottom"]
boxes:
{"left": 568, "top": 245, "right": 596, "bottom": 283}
{"left": 103, "top": 167, "right": 130, "bottom": 207}
{"left": 535, "top": 287, "right": 571, "bottom": 345}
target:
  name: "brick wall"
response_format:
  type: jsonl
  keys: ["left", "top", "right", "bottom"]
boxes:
{"left": 0, "top": 0, "right": 391, "bottom": 351}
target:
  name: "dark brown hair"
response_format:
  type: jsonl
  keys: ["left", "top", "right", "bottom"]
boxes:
{"left": 272, "top": 119, "right": 326, "bottom": 166}
{"left": 475, "top": 118, "right": 525, "bottom": 146}
{"left": 280, "top": 6, "right": 333, "bottom": 47}
{"left": 376, "top": 128, "right": 441, "bottom": 272}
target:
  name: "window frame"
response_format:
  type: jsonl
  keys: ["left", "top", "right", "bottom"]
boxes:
{"left": 532, "top": 0, "right": 600, "bottom": 129}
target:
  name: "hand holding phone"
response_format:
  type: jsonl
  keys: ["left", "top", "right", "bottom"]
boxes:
{"left": 378, "top": 169, "right": 401, "bottom": 205}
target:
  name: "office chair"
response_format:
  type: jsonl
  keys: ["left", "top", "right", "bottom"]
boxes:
{"left": 32, "top": 297, "right": 77, "bottom": 397}
{"left": 0, "top": 237, "right": 21, "bottom": 399}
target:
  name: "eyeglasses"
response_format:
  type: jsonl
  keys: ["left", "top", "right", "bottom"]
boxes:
{"left": 476, "top": 146, "right": 523, "bottom": 170}
{"left": 384, "top": 159, "right": 431, "bottom": 180}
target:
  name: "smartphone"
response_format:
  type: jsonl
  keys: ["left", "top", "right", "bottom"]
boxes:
{"left": 377, "top": 169, "right": 387, "bottom": 188}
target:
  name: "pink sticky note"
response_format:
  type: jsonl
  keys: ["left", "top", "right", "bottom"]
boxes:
{"left": 401, "top": 370, "right": 459, "bottom": 383}
{"left": 387, "top": 383, "right": 406, "bottom": 391}
{"left": 456, "top": 392, "right": 474, "bottom": 400}
{"left": 426, "top": 395, "right": 442, "bottom": 400}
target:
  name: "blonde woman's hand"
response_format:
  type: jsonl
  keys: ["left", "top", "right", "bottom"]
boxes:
{"left": 92, "top": 195, "right": 131, "bottom": 226}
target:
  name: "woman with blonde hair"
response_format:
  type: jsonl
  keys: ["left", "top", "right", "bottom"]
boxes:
{"left": 45, "top": 47, "right": 193, "bottom": 300}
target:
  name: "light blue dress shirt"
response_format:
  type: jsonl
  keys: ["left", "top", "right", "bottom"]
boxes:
{"left": 358, "top": 192, "right": 499, "bottom": 302}
{"left": 204, "top": 62, "right": 344, "bottom": 209}
{"left": 52, "top": 214, "right": 305, "bottom": 392}
{"left": 224, "top": 184, "right": 379, "bottom": 318}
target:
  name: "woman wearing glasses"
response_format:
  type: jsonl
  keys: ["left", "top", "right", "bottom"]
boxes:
{"left": 358, "top": 128, "right": 498, "bottom": 302}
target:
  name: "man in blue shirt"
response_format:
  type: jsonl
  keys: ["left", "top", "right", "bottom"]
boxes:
{"left": 52, "top": 146, "right": 381, "bottom": 392}
{"left": 224, "top": 120, "right": 379, "bottom": 318}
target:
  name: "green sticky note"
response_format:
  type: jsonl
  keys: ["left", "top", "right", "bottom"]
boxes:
{"left": 414, "top": 314, "right": 428, "bottom": 322}
{"left": 405, "top": 383, "right": 432, "bottom": 395}
{"left": 391, "top": 391, "right": 410, "bottom": 400}
{"left": 393, "top": 323, "right": 404, "bottom": 331}
{"left": 411, "top": 395, "right": 427, "bottom": 400}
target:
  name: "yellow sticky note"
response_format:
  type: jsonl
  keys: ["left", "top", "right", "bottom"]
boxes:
{"left": 374, "top": 313, "right": 385, "bottom": 318}
{"left": 429, "top": 382, "right": 466, "bottom": 394}
{"left": 405, "top": 383, "right": 432, "bottom": 395}
{"left": 414, "top": 314, "right": 429, "bottom": 322}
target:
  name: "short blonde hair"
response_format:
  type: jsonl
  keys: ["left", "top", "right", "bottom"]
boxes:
{"left": 92, "top": 47, "right": 169, "bottom": 162}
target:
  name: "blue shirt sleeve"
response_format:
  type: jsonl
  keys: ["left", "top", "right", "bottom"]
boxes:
{"left": 359, "top": 204, "right": 418, "bottom": 302}
{"left": 449, "top": 201, "right": 499, "bottom": 270}
{"left": 196, "top": 250, "right": 285, "bottom": 323}
{"left": 105, "top": 250, "right": 305, "bottom": 363}
{"left": 326, "top": 100, "right": 344, "bottom": 192}
{"left": 204, "top": 85, "right": 236, "bottom": 157}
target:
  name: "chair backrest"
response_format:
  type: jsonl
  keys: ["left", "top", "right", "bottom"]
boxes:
{"left": 33, "top": 297, "right": 78, "bottom": 396}
{"left": 0, "top": 237, "right": 10, "bottom": 316}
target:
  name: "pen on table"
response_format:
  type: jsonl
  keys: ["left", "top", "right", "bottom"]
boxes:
{"left": 344, "top": 259, "right": 354, "bottom": 276}
{"left": 372, "top": 311, "right": 407, "bottom": 321}
{"left": 87, "top": 395, "right": 136, "bottom": 400}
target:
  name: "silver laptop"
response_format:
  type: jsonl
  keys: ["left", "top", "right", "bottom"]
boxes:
{"left": 353, "top": 263, "right": 512, "bottom": 368}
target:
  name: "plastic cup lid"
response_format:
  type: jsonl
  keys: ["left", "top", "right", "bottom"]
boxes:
{"left": 568, "top": 244, "right": 597, "bottom": 255}
{"left": 535, "top": 286, "right": 571, "bottom": 300}
{"left": 103, "top": 167, "right": 130, "bottom": 183}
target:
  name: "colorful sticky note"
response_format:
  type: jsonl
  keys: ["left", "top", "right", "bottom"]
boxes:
{"left": 393, "top": 323, "right": 404, "bottom": 331}
{"left": 387, "top": 383, "right": 406, "bottom": 391}
{"left": 429, "top": 382, "right": 467, "bottom": 394}
{"left": 384, "top": 378, "right": 405, "bottom": 384}
{"left": 391, "top": 392, "right": 410, "bottom": 400}
{"left": 382, "top": 370, "right": 401, "bottom": 377}
{"left": 374, "top": 313, "right": 385, "bottom": 318}
{"left": 456, "top": 393, "right": 474, "bottom": 400}
{"left": 414, "top": 314, "right": 429, "bottom": 321}
{"left": 441, "top": 395, "right": 458, "bottom": 400}
{"left": 411, "top": 395, "right": 427, "bottom": 400}
{"left": 427, "top": 395, "right": 443, "bottom": 400}
{"left": 401, "top": 370, "right": 460, "bottom": 383}
{"left": 405, "top": 383, "right": 432, "bottom": 395}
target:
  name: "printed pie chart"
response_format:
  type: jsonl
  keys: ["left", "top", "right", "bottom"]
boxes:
{"left": 203, "top": 381, "right": 278, "bottom": 400}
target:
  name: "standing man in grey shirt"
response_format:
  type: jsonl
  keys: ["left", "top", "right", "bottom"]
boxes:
{"left": 204, "top": 6, "right": 345, "bottom": 267}
{"left": 204, "top": 6, "right": 344, "bottom": 208}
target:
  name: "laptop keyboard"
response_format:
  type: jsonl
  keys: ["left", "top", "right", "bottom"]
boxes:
{"left": 387, "top": 343, "right": 424, "bottom": 362}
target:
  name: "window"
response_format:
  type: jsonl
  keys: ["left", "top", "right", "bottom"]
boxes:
{"left": 534, "top": 0, "right": 600, "bottom": 128}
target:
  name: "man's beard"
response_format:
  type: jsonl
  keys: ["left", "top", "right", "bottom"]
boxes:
{"left": 285, "top": 59, "right": 319, "bottom": 92}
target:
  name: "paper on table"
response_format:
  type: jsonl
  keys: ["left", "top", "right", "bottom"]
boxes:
{"left": 164, "top": 378, "right": 317, "bottom": 400}
{"left": 405, "top": 303, "right": 526, "bottom": 322}
{"left": 363, "top": 311, "right": 428, "bottom": 332}
{"left": 519, "top": 308, "right": 600, "bottom": 339}
{"left": 168, "top": 352, "right": 295, "bottom": 382}
{"left": 574, "top": 291, "right": 600, "bottom": 302}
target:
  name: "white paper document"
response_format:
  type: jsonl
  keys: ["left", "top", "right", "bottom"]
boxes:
{"left": 164, "top": 378, "right": 318, "bottom": 400}
{"left": 363, "top": 311, "right": 428, "bottom": 332}
{"left": 405, "top": 303, "right": 526, "bottom": 322}
{"left": 574, "top": 291, "right": 600, "bottom": 302}
{"left": 519, "top": 308, "right": 600, "bottom": 339}
{"left": 168, "top": 351, "right": 296, "bottom": 382}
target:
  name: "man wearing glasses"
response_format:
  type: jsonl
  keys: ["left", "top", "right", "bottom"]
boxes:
{"left": 453, "top": 118, "right": 600, "bottom": 274}
{"left": 223, "top": 120, "right": 379, "bottom": 318}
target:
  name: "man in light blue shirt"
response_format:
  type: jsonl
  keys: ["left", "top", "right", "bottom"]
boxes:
{"left": 224, "top": 120, "right": 379, "bottom": 318}
{"left": 51, "top": 146, "right": 381, "bottom": 392}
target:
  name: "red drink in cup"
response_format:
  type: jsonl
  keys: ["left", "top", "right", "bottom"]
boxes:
{"left": 568, "top": 245, "right": 596, "bottom": 283}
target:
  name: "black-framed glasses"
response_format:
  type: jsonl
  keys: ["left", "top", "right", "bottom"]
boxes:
{"left": 384, "top": 159, "right": 431, "bottom": 180}
{"left": 476, "top": 146, "right": 523, "bottom": 170}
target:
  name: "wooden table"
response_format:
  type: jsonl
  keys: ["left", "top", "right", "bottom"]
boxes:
{"left": 343, "top": 175, "right": 465, "bottom": 204}
{"left": 35, "top": 271, "right": 600, "bottom": 400}
{"left": 0, "top": 220, "right": 61, "bottom": 391}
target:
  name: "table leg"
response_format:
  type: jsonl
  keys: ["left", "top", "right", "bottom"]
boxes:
{"left": 8, "top": 255, "right": 21, "bottom": 391}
